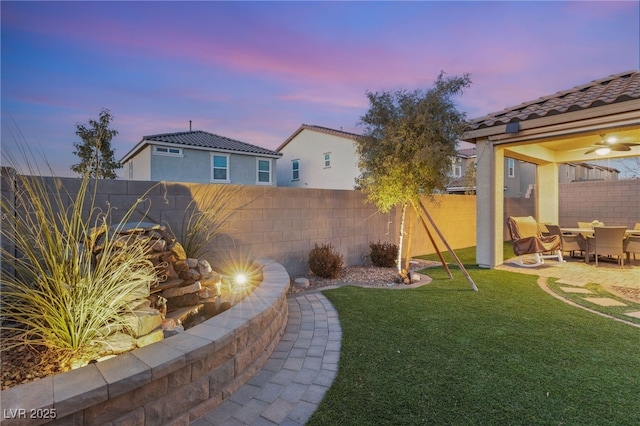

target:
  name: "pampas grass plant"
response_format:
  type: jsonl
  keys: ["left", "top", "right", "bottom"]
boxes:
{"left": 1, "top": 149, "right": 157, "bottom": 366}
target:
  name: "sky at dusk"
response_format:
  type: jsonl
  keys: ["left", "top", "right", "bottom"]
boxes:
{"left": 1, "top": 1, "right": 638, "bottom": 178}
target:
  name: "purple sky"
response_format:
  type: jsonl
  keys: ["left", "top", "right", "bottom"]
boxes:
{"left": 1, "top": 1, "right": 638, "bottom": 177}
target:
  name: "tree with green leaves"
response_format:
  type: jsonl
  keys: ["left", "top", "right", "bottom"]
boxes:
{"left": 356, "top": 72, "right": 476, "bottom": 288}
{"left": 71, "top": 108, "right": 122, "bottom": 179}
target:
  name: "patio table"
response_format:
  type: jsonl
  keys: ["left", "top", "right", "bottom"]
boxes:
{"left": 560, "top": 228, "right": 637, "bottom": 236}
{"left": 560, "top": 228, "right": 635, "bottom": 264}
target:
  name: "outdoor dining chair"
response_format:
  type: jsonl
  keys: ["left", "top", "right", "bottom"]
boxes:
{"left": 624, "top": 235, "right": 640, "bottom": 263}
{"left": 589, "top": 226, "right": 628, "bottom": 267}
{"left": 507, "top": 216, "right": 563, "bottom": 267}
{"left": 545, "top": 224, "right": 586, "bottom": 257}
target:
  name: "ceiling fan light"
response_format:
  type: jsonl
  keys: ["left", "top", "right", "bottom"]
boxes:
{"left": 595, "top": 147, "right": 611, "bottom": 155}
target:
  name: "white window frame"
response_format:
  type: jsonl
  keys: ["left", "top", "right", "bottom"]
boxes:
{"left": 292, "top": 159, "right": 300, "bottom": 181}
{"left": 211, "top": 153, "right": 230, "bottom": 183}
{"left": 452, "top": 157, "right": 462, "bottom": 178}
{"left": 507, "top": 158, "right": 515, "bottom": 178}
{"left": 256, "top": 158, "right": 272, "bottom": 184}
{"left": 324, "top": 152, "right": 331, "bottom": 168}
{"left": 153, "top": 145, "right": 183, "bottom": 156}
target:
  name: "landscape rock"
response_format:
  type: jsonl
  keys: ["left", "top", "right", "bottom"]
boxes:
{"left": 294, "top": 277, "right": 310, "bottom": 289}
{"left": 136, "top": 329, "right": 164, "bottom": 348}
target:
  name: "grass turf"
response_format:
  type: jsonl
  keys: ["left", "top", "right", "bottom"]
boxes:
{"left": 309, "top": 248, "right": 640, "bottom": 425}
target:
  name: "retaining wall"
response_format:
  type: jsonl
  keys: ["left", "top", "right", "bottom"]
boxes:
{"left": 0, "top": 259, "right": 290, "bottom": 425}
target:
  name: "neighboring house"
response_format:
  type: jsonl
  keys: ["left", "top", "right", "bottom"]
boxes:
{"left": 120, "top": 130, "right": 281, "bottom": 185}
{"left": 447, "top": 148, "right": 619, "bottom": 196}
{"left": 559, "top": 162, "right": 619, "bottom": 183}
{"left": 446, "top": 147, "right": 477, "bottom": 194}
{"left": 447, "top": 147, "right": 536, "bottom": 197}
{"left": 276, "top": 124, "right": 361, "bottom": 190}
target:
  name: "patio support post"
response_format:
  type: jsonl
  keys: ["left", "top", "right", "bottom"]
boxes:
{"left": 475, "top": 139, "right": 504, "bottom": 268}
{"left": 536, "top": 162, "right": 560, "bottom": 226}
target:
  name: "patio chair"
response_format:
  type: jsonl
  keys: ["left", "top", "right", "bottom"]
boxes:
{"left": 624, "top": 235, "right": 640, "bottom": 263}
{"left": 588, "top": 226, "right": 628, "bottom": 267}
{"left": 507, "top": 216, "right": 563, "bottom": 267}
{"left": 545, "top": 224, "right": 586, "bottom": 257}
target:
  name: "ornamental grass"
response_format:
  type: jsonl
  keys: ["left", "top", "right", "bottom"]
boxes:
{"left": 1, "top": 158, "right": 157, "bottom": 366}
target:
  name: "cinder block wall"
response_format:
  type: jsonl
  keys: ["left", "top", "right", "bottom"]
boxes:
{"left": 559, "top": 180, "right": 640, "bottom": 228}
{"left": 4, "top": 169, "right": 634, "bottom": 274}
{"left": 403, "top": 195, "right": 477, "bottom": 257}
{"left": 0, "top": 171, "right": 479, "bottom": 275}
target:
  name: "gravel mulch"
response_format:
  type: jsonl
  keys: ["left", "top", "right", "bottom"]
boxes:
{"left": 287, "top": 259, "right": 440, "bottom": 294}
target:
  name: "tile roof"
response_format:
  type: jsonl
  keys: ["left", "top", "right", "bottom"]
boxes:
{"left": 143, "top": 130, "right": 281, "bottom": 157}
{"left": 456, "top": 147, "right": 477, "bottom": 158}
{"left": 469, "top": 70, "right": 640, "bottom": 130}
{"left": 566, "top": 162, "right": 620, "bottom": 173}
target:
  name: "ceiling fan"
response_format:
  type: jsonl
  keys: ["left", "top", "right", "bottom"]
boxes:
{"left": 584, "top": 135, "right": 640, "bottom": 155}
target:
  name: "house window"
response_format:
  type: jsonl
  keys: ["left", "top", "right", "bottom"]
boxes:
{"left": 507, "top": 158, "right": 515, "bottom": 178}
{"left": 452, "top": 158, "right": 462, "bottom": 178}
{"left": 212, "top": 154, "right": 229, "bottom": 182}
{"left": 128, "top": 162, "right": 133, "bottom": 180}
{"left": 292, "top": 159, "right": 300, "bottom": 181}
{"left": 153, "top": 146, "right": 182, "bottom": 156}
{"left": 324, "top": 152, "right": 331, "bottom": 168}
{"left": 257, "top": 159, "right": 271, "bottom": 184}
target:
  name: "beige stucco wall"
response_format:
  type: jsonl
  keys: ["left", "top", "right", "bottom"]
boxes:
{"left": 276, "top": 129, "right": 360, "bottom": 190}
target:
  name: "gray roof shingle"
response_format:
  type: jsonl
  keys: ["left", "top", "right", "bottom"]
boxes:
{"left": 469, "top": 70, "right": 640, "bottom": 130}
{"left": 144, "top": 130, "right": 281, "bottom": 157}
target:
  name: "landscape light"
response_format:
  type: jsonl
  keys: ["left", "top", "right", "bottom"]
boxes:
{"left": 234, "top": 273, "right": 247, "bottom": 285}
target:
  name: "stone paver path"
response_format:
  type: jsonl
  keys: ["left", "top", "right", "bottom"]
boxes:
{"left": 191, "top": 292, "right": 341, "bottom": 425}
{"left": 498, "top": 256, "right": 640, "bottom": 289}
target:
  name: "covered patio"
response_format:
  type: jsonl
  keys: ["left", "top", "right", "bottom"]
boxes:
{"left": 462, "top": 70, "right": 640, "bottom": 269}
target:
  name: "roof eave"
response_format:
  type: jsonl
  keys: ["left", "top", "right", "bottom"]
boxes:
{"left": 120, "top": 139, "right": 282, "bottom": 163}
{"left": 462, "top": 99, "right": 640, "bottom": 144}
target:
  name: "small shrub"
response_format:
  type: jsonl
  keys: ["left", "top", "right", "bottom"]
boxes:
{"left": 369, "top": 240, "right": 398, "bottom": 267}
{"left": 308, "top": 243, "right": 344, "bottom": 278}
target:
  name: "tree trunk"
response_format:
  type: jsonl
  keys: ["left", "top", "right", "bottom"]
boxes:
{"left": 397, "top": 203, "right": 407, "bottom": 275}
{"left": 404, "top": 206, "right": 414, "bottom": 275}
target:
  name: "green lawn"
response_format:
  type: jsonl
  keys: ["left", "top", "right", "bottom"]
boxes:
{"left": 309, "top": 247, "right": 640, "bottom": 425}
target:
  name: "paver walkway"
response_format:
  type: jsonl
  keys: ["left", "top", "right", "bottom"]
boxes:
{"left": 191, "top": 292, "right": 341, "bottom": 425}
{"left": 497, "top": 256, "right": 640, "bottom": 289}
{"left": 192, "top": 257, "right": 639, "bottom": 425}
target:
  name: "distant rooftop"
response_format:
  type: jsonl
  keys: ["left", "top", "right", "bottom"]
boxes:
{"left": 469, "top": 70, "right": 640, "bottom": 130}
{"left": 143, "top": 130, "right": 281, "bottom": 156}
{"left": 277, "top": 124, "right": 361, "bottom": 151}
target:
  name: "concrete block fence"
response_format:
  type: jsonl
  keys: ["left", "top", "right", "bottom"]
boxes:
{"left": 1, "top": 169, "right": 637, "bottom": 275}
{"left": 0, "top": 171, "right": 477, "bottom": 276}
{"left": 559, "top": 179, "right": 640, "bottom": 228}
{"left": 0, "top": 258, "right": 289, "bottom": 425}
